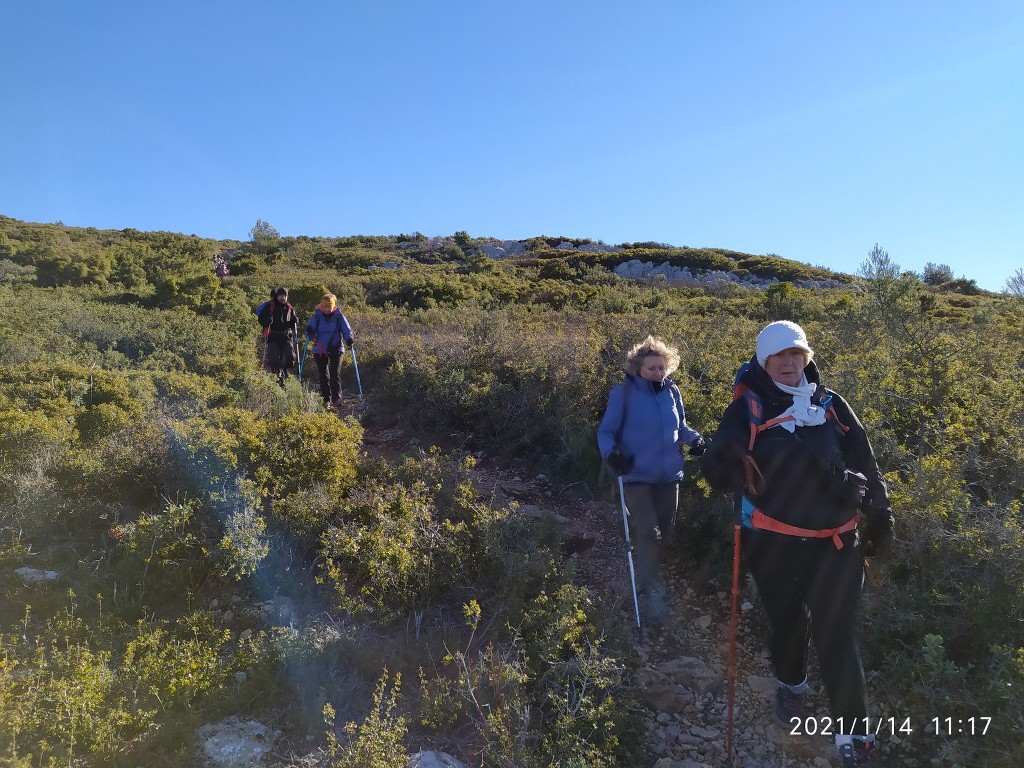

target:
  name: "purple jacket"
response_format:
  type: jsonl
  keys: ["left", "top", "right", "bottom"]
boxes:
{"left": 305, "top": 308, "right": 353, "bottom": 355}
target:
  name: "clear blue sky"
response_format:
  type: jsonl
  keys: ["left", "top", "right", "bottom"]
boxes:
{"left": 3, "top": 2, "right": 1022, "bottom": 291}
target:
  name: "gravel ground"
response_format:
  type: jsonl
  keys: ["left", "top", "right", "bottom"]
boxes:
{"left": 561, "top": 494, "right": 906, "bottom": 768}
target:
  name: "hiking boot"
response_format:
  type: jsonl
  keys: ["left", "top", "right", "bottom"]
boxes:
{"left": 639, "top": 582, "right": 669, "bottom": 628}
{"left": 839, "top": 738, "right": 876, "bottom": 766}
{"left": 773, "top": 686, "right": 806, "bottom": 727}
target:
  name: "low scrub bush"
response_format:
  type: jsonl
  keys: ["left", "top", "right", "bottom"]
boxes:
{"left": 438, "top": 584, "right": 644, "bottom": 767}
{"left": 325, "top": 670, "right": 407, "bottom": 768}
{"left": 0, "top": 605, "right": 232, "bottom": 766}
{"left": 319, "top": 449, "right": 524, "bottom": 621}
{"left": 247, "top": 412, "right": 362, "bottom": 501}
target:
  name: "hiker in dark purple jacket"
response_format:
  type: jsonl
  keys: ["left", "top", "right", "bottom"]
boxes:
{"left": 304, "top": 292, "right": 354, "bottom": 410}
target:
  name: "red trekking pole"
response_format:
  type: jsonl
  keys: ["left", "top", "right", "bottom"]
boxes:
{"left": 726, "top": 523, "right": 741, "bottom": 766}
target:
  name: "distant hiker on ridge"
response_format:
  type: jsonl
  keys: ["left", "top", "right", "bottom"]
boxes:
{"left": 256, "top": 287, "right": 298, "bottom": 389}
{"left": 597, "top": 335, "right": 705, "bottom": 628}
{"left": 305, "top": 292, "right": 354, "bottom": 410}
{"left": 702, "top": 320, "right": 894, "bottom": 767}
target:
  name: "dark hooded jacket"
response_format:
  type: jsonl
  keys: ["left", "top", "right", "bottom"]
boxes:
{"left": 703, "top": 358, "right": 892, "bottom": 533}
{"left": 257, "top": 299, "right": 298, "bottom": 343}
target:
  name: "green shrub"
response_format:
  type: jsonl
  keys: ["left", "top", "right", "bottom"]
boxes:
{"left": 0, "top": 605, "right": 231, "bottom": 766}
{"left": 618, "top": 247, "right": 737, "bottom": 273}
{"left": 110, "top": 499, "right": 214, "bottom": 606}
{"left": 247, "top": 411, "right": 362, "bottom": 505}
{"left": 217, "top": 478, "right": 270, "bottom": 579}
{"left": 443, "top": 585, "right": 643, "bottom": 768}
{"left": 325, "top": 670, "right": 407, "bottom": 768}
{"left": 168, "top": 411, "right": 250, "bottom": 495}
{"left": 319, "top": 473, "right": 479, "bottom": 619}
{"left": 737, "top": 255, "right": 835, "bottom": 281}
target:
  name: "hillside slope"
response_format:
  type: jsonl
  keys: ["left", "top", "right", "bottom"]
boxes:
{"left": 0, "top": 216, "right": 1020, "bottom": 767}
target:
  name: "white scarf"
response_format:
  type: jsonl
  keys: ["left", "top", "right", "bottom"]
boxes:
{"left": 772, "top": 376, "right": 828, "bottom": 432}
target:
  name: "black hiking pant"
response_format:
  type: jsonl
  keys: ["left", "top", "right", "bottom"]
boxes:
{"left": 267, "top": 336, "right": 294, "bottom": 376}
{"left": 741, "top": 527, "right": 869, "bottom": 735}
{"left": 314, "top": 349, "right": 342, "bottom": 404}
{"left": 623, "top": 482, "right": 678, "bottom": 592}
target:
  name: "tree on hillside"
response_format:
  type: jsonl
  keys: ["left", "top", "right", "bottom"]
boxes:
{"left": 1006, "top": 267, "right": 1024, "bottom": 299}
{"left": 921, "top": 262, "right": 954, "bottom": 285}
{"left": 453, "top": 230, "right": 476, "bottom": 250}
{"left": 249, "top": 219, "right": 280, "bottom": 246}
{"left": 859, "top": 243, "right": 899, "bottom": 282}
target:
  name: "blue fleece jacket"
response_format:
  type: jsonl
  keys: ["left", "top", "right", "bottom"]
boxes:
{"left": 304, "top": 308, "right": 353, "bottom": 355}
{"left": 597, "top": 374, "right": 702, "bottom": 484}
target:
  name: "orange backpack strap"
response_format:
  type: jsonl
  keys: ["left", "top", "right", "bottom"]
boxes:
{"left": 826, "top": 405, "right": 850, "bottom": 433}
{"left": 741, "top": 389, "right": 762, "bottom": 451}
{"left": 742, "top": 454, "right": 767, "bottom": 496}
{"left": 749, "top": 508, "right": 860, "bottom": 549}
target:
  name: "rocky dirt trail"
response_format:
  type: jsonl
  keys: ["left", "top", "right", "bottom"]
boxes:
{"left": 456, "top": 460, "right": 902, "bottom": 768}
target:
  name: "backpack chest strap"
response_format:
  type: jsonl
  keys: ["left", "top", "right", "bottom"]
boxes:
{"left": 741, "top": 389, "right": 850, "bottom": 452}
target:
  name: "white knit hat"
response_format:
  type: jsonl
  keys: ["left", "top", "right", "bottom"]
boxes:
{"left": 756, "top": 321, "right": 813, "bottom": 366}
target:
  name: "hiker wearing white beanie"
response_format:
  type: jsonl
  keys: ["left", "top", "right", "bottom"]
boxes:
{"left": 703, "top": 320, "right": 895, "bottom": 766}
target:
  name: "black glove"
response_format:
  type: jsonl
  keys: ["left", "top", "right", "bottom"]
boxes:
{"left": 347, "top": 338, "right": 355, "bottom": 348}
{"left": 861, "top": 509, "right": 894, "bottom": 559}
{"left": 688, "top": 436, "right": 707, "bottom": 456}
{"left": 605, "top": 448, "right": 635, "bottom": 476}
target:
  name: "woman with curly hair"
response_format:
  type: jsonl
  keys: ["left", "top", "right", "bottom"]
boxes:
{"left": 597, "top": 335, "right": 706, "bottom": 627}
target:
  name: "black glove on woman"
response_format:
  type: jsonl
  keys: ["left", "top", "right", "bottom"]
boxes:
{"left": 605, "top": 448, "right": 635, "bottom": 476}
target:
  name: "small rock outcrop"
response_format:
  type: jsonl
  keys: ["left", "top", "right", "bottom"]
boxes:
{"left": 612, "top": 259, "right": 847, "bottom": 291}
{"left": 408, "top": 751, "right": 467, "bottom": 768}
{"left": 195, "top": 717, "right": 280, "bottom": 767}
{"left": 15, "top": 567, "right": 60, "bottom": 585}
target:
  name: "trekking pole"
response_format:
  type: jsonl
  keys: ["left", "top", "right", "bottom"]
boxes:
{"left": 349, "top": 344, "right": 365, "bottom": 408}
{"left": 298, "top": 340, "right": 309, "bottom": 379}
{"left": 617, "top": 475, "right": 643, "bottom": 642}
{"left": 726, "top": 523, "right": 741, "bottom": 767}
